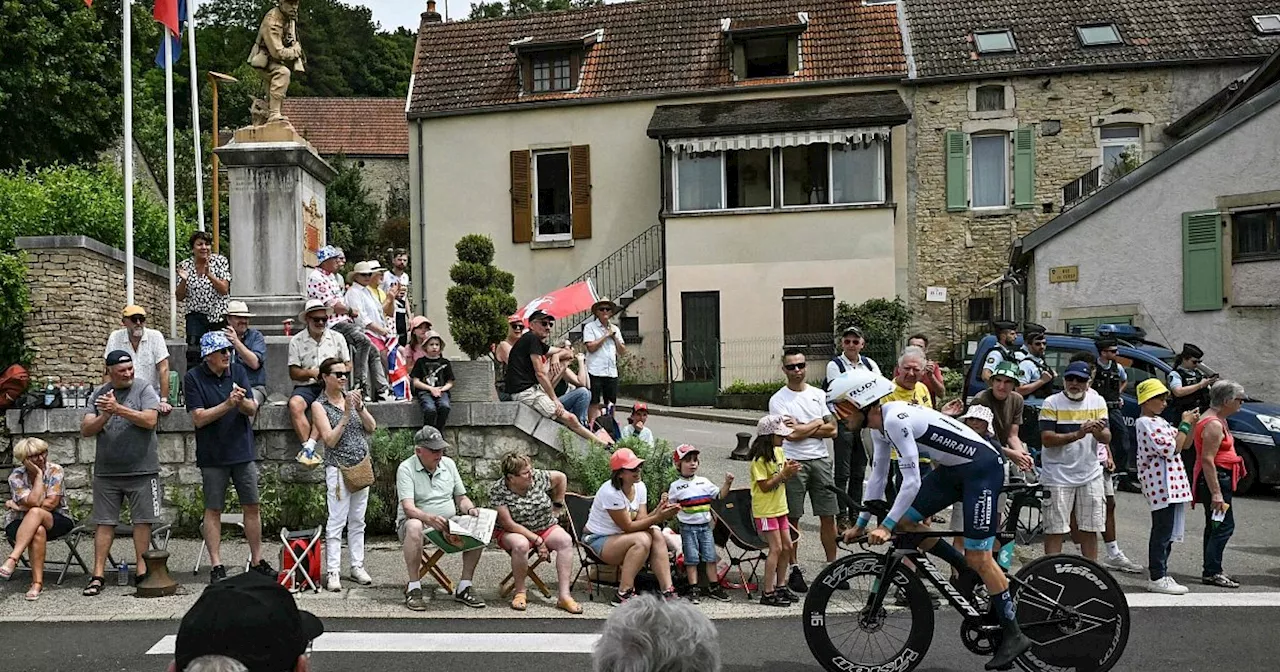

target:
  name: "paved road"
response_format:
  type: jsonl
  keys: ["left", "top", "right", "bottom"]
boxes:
{"left": 7, "top": 604, "right": 1280, "bottom": 672}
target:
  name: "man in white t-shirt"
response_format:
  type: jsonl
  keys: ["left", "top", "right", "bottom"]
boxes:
{"left": 824, "top": 326, "right": 879, "bottom": 529}
{"left": 768, "top": 349, "right": 837, "bottom": 594}
{"left": 582, "top": 298, "right": 626, "bottom": 426}
{"left": 1038, "top": 361, "right": 1110, "bottom": 560}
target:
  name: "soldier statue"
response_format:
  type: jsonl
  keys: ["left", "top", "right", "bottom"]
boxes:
{"left": 248, "top": 0, "right": 305, "bottom": 125}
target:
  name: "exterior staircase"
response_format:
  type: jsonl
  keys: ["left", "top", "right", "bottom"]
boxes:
{"left": 553, "top": 223, "right": 663, "bottom": 343}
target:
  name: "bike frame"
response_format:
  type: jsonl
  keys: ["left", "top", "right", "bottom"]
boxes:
{"left": 865, "top": 531, "right": 986, "bottom": 620}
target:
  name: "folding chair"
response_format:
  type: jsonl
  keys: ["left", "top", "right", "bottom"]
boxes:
{"left": 193, "top": 513, "right": 251, "bottom": 575}
{"left": 418, "top": 547, "right": 454, "bottom": 593}
{"left": 498, "top": 546, "right": 553, "bottom": 599}
{"left": 3, "top": 522, "right": 90, "bottom": 586}
{"left": 564, "top": 492, "right": 620, "bottom": 601}
{"left": 278, "top": 526, "right": 323, "bottom": 593}
{"left": 710, "top": 489, "right": 797, "bottom": 599}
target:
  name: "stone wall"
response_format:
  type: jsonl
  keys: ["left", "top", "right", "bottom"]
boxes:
{"left": 904, "top": 64, "right": 1253, "bottom": 350}
{"left": 17, "top": 236, "right": 180, "bottom": 384}
{"left": 345, "top": 156, "right": 408, "bottom": 218}
{"left": 2, "top": 401, "right": 573, "bottom": 519}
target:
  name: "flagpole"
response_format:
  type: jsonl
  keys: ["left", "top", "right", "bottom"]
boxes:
{"left": 165, "top": 35, "right": 178, "bottom": 339}
{"left": 123, "top": 0, "right": 135, "bottom": 305}
{"left": 187, "top": 0, "right": 205, "bottom": 232}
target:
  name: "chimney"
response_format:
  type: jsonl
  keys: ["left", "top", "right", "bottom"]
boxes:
{"left": 423, "top": 0, "right": 442, "bottom": 24}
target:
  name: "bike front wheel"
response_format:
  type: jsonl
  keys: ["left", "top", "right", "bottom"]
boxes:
{"left": 1012, "top": 554, "right": 1131, "bottom": 672}
{"left": 802, "top": 553, "right": 935, "bottom": 672}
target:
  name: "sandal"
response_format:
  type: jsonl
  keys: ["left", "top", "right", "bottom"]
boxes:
{"left": 557, "top": 596, "right": 584, "bottom": 615}
{"left": 510, "top": 591, "right": 527, "bottom": 611}
{"left": 0, "top": 555, "right": 17, "bottom": 579}
{"left": 1202, "top": 573, "right": 1241, "bottom": 589}
{"left": 25, "top": 582, "right": 42, "bottom": 601}
{"left": 83, "top": 576, "right": 106, "bottom": 596}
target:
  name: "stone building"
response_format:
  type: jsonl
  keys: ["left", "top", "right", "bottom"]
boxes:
{"left": 897, "top": 0, "right": 1280, "bottom": 353}
{"left": 282, "top": 97, "right": 410, "bottom": 217}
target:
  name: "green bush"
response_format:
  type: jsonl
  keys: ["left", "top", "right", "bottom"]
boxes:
{"left": 836, "top": 297, "right": 911, "bottom": 364}
{"left": 0, "top": 252, "right": 30, "bottom": 365}
{"left": 942, "top": 367, "right": 964, "bottom": 400}
{"left": 369, "top": 428, "right": 417, "bottom": 535}
{"left": 721, "top": 380, "right": 782, "bottom": 395}
{"left": 560, "top": 432, "right": 680, "bottom": 512}
{"left": 445, "top": 234, "right": 518, "bottom": 360}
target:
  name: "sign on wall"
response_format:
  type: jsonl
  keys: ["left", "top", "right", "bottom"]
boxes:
{"left": 926, "top": 286, "right": 948, "bottom": 302}
{"left": 1049, "top": 266, "right": 1079, "bottom": 283}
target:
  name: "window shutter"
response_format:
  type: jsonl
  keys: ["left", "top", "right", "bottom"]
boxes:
{"left": 510, "top": 150, "right": 532, "bottom": 244}
{"left": 787, "top": 37, "right": 800, "bottom": 74}
{"left": 945, "top": 130, "right": 968, "bottom": 211}
{"left": 732, "top": 44, "right": 746, "bottom": 80}
{"left": 1013, "top": 126, "right": 1035, "bottom": 208}
{"left": 570, "top": 144, "right": 592, "bottom": 239}
{"left": 1182, "top": 211, "right": 1224, "bottom": 312}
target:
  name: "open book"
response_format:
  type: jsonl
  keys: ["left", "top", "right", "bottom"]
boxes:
{"left": 424, "top": 507, "right": 497, "bottom": 553}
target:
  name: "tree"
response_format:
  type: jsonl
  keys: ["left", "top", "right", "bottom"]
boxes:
{"left": 0, "top": 0, "right": 124, "bottom": 170}
{"left": 469, "top": 0, "right": 603, "bottom": 20}
{"left": 325, "top": 157, "right": 380, "bottom": 263}
{"left": 446, "top": 235, "right": 517, "bottom": 360}
{"left": 835, "top": 297, "right": 911, "bottom": 363}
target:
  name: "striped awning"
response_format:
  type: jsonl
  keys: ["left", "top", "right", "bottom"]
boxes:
{"left": 665, "top": 127, "right": 889, "bottom": 154}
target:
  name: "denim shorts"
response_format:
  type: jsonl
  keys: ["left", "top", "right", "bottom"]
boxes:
{"left": 582, "top": 532, "right": 610, "bottom": 557}
{"left": 679, "top": 522, "right": 717, "bottom": 565}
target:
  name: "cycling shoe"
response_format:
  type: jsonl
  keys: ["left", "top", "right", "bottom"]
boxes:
{"left": 985, "top": 629, "right": 1032, "bottom": 670}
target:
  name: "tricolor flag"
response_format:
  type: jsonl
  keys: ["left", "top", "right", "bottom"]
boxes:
{"left": 154, "top": 0, "right": 187, "bottom": 67}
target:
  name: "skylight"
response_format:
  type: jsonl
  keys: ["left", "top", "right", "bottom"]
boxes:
{"left": 1077, "top": 24, "right": 1122, "bottom": 46}
{"left": 1254, "top": 14, "right": 1280, "bottom": 34}
{"left": 974, "top": 30, "right": 1016, "bottom": 54}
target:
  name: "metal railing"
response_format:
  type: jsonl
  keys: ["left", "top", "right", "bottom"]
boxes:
{"left": 667, "top": 332, "right": 899, "bottom": 388}
{"left": 554, "top": 223, "right": 663, "bottom": 340}
{"left": 1061, "top": 165, "right": 1102, "bottom": 210}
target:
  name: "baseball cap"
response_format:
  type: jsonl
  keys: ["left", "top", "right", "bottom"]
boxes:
{"left": 959, "top": 404, "right": 994, "bottom": 428}
{"left": 609, "top": 448, "right": 645, "bottom": 471}
{"left": 200, "top": 331, "right": 233, "bottom": 359}
{"left": 528, "top": 309, "right": 553, "bottom": 323}
{"left": 174, "top": 572, "right": 324, "bottom": 672}
{"left": 410, "top": 315, "right": 433, "bottom": 331}
{"left": 841, "top": 325, "right": 864, "bottom": 338}
{"left": 672, "top": 443, "right": 699, "bottom": 462}
{"left": 757, "top": 414, "right": 794, "bottom": 437}
{"left": 990, "top": 361, "right": 1021, "bottom": 382}
{"left": 632, "top": 402, "right": 649, "bottom": 414}
{"left": 105, "top": 350, "right": 133, "bottom": 367}
{"left": 1063, "top": 361, "right": 1092, "bottom": 380}
{"left": 226, "top": 300, "right": 255, "bottom": 318}
{"left": 1137, "top": 379, "right": 1171, "bottom": 405}
{"left": 414, "top": 425, "right": 449, "bottom": 451}
{"left": 121, "top": 305, "right": 147, "bottom": 318}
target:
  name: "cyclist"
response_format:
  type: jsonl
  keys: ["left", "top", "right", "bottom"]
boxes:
{"left": 827, "top": 369, "right": 1032, "bottom": 671}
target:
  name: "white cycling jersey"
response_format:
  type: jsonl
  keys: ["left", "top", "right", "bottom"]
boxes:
{"left": 866, "top": 402, "right": 1003, "bottom": 528}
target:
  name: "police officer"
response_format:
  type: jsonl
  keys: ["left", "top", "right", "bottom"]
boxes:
{"left": 1015, "top": 324, "right": 1054, "bottom": 451}
{"left": 1168, "top": 343, "right": 1217, "bottom": 415}
{"left": 981, "top": 320, "right": 1020, "bottom": 383}
{"left": 1092, "top": 338, "right": 1131, "bottom": 480}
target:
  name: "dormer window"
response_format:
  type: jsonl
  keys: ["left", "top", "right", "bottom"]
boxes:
{"left": 745, "top": 36, "right": 790, "bottom": 78}
{"left": 1254, "top": 14, "right": 1280, "bottom": 34}
{"left": 973, "top": 30, "right": 1016, "bottom": 54}
{"left": 510, "top": 30, "right": 604, "bottom": 96}
{"left": 532, "top": 53, "right": 572, "bottom": 92}
{"left": 1077, "top": 24, "right": 1122, "bottom": 46}
{"left": 724, "top": 13, "right": 808, "bottom": 80}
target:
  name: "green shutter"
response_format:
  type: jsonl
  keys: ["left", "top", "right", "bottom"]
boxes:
{"left": 1182, "top": 211, "right": 1224, "bottom": 312}
{"left": 945, "top": 130, "right": 968, "bottom": 211}
{"left": 1013, "top": 126, "right": 1036, "bottom": 208}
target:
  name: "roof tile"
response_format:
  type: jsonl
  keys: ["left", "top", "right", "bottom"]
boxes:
{"left": 281, "top": 98, "right": 408, "bottom": 156}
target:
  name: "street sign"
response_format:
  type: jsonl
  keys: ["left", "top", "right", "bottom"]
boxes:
{"left": 1049, "top": 266, "right": 1079, "bottom": 283}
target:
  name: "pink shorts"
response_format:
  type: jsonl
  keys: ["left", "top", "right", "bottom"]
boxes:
{"left": 755, "top": 515, "right": 789, "bottom": 533}
{"left": 495, "top": 524, "right": 560, "bottom": 551}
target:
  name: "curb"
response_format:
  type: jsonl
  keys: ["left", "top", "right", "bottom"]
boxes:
{"left": 615, "top": 402, "right": 759, "bottom": 428}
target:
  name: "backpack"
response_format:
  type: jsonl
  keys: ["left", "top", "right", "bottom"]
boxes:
{"left": 821, "top": 355, "right": 872, "bottom": 391}
{"left": 0, "top": 364, "right": 30, "bottom": 411}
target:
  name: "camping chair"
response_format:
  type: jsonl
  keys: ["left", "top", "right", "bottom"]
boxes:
{"left": 3, "top": 521, "right": 91, "bottom": 586}
{"left": 418, "top": 547, "right": 454, "bottom": 593}
{"left": 564, "top": 492, "right": 620, "bottom": 601}
{"left": 278, "top": 526, "right": 323, "bottom": 593}
{"left": 193, "top": 513, "right": 251, "bottom": 575}
{"left": 62, "top": 522, "right": 172, "bottom": 577}
{"left": 498, "top": 546, "right": 553, "bottom": 599}
{"left": 710, "top": 488, "right": 798, "bottom": 599}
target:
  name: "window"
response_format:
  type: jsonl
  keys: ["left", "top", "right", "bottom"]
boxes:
{"left": 975, "top": 85, "right": 1005, "bottom": 112}
{"left": 782, "top": 145, "right": 828, "bottom": 205}
{"left": 531, "top": 53, "right": 572, "bottom": 93}
{"left": 533, "top": 151, "right": 572, "bottom": 239}
{"left": 1077, "top": 24, "right": 1122, "bottom": 46}
{"left": 966, "top": 297, "right": 993, "bottom": 323}
{"left": 970, "top": 134, "right": 1008, "bottom": 208}
{"left": 620, "top": 316, "right": 642, "bottom": 343}
{"left": 1100, "top": 125, "right": 1141, "bottom": 180}
{"left": 1253, "top": 14, "right": 1280, "bottom": 34}
{"left": 744, "top": 36, "right": 791, "bottom": 78}
{"left": 783, "top": 287, "right": 834, "bottom": 351}
{"left": 781, "top": 142, "right": 884, "bottom": 206}
{"left": 674, "top": 149, "right": 771, "bottom": 212}
{"left": 974, "top": 30, "right": 1016, "bottom": 54}
{"left": 1232, "top": 207, "right": 1280, "bottom": 260}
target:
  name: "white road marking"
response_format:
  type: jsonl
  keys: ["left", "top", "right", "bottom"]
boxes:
{"left": 1125, "top": 592, "right": 1280, "bottom": 608}
{"left": 146, "top": 632, "right": 600, "bottom": 655}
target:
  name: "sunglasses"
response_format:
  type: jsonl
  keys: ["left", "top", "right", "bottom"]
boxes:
{"left": 537, "top": 320, "right": 555, "bottom": 328}
{"left": 621, "top": 466, "right": 640, "bottom": 473}
{"left": 784, "top": 363, "right": 807, "bottom": 371}
{"left": 128, "top": 316, "right": 146, "bottom": 324}
{"left": 510, "top": 323, "right": 525, "bottom": 330}
{"left": 1102, "top": 349, "right": 1118, "bottom": 354}
{"left": 327, "top": 371, "right": 349, "bottom": 379}
{"left": 309, "top": 316, "right": 328, "bottom": 324}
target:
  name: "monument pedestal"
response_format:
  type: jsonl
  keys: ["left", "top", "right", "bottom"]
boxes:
{"left": 215, "top": 134, "right": 336, "bottom": 336}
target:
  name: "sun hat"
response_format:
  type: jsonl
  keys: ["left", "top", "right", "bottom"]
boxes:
{"left": 1137, "top": 379, "right": 1171, "bottom": 405}
{"left": 316, "top": 246, "right": 341, "bottom": 263}
{"left": 410, "top": 315, "right": 433, "bottom": 330}
{"left": 959, "top": 404, "right": 994, "bottom": 428}
{"left": 609, "top": 448, "right": 645, "bottom": 471}
{"left": 300, "top": 298, "right": 331, "bottom": 320}
{"left": 592, "top": 297, "right": 619, "bottom": 313}
{"left": 200, "top": 331, "right": 233, "bottom": 359}
{"left": 226, "top": 300, "right": 255, "bottom": 318}
{"left": 756, "top": 414, "right": 794, "bottom": 437}
{"left": 990, "top": 361, "right": 1022, "bottom": 382}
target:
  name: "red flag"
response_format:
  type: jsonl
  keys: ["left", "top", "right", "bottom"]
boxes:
{"left": 519, "top": 281, "right": 599, "bottom": 321}
{"left": 84, "top": 0, "right": 92, "bottom": 6}
{"left": 153, "top": 0, "right": 180, "bottom": 36}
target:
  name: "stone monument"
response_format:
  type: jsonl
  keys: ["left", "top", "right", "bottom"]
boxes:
{"left": 214, "top": 0, "right": 333, "bottom": 336}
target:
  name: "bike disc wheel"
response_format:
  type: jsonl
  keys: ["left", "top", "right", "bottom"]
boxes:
{"left": 1011, "top": 554, "right": 1131, "bottom": 672}
{"left": 802, "top": 553, "right": 935, "bottom": 672}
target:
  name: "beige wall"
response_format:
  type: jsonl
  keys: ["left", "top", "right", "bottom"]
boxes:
{"left": 412, "top": 84, "right": 907, "bottom": 360}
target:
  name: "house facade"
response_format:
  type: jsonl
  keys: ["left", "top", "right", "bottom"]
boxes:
{"left": 897, "top": 0, "right": 1279, "bottom": 353}
{"left": 406, "top": 0, "right": 908, "bottom": 399}
{"left": 1013, "top": 56, "right": 1280, "bottom": 400}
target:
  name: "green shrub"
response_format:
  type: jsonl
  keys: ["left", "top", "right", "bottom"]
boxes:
{"left": 560, "top": 432, "right": 680, "bottom": 512}
{"left": 0, "top": 252, "right": 30, "bottom": 365}
{"left": 368, "top": 428, "right": 417, "bottom": 535}
{"left": 942, "top": 367, "right": 964, "bottom": 399}
{"left": 720, "top": 380, "right": 782, "bottom": 395}
{"left": 445, "top": 234, "right": 517, "bottom": 360}
{"left": 836, "top": 297, "right": 911, "bottom": 364}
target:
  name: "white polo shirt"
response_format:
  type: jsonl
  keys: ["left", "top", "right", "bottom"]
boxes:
{"left": 104, "top": 328, "right": 170, "bottom": 393}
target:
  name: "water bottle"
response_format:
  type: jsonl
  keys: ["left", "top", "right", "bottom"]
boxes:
{"left": 43, "top": 377, "right": 55, "bottom": 407}
{"left": 117, "top": 560, "right": 129, "bottom": 586}
{"left": 168, "top": 371, "right": 181, "bottom": 407}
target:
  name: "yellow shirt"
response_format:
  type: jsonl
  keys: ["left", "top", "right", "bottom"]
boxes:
{"left": 750, "top": 446, "right": 789, "bottom": 519}
{"left": 884, "top": 383, "right": 933, "bottom": 461}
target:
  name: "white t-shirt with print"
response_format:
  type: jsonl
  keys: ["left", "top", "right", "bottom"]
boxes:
{"left": 585, "top": 480, "right": 647, "bottom": 536}
{"left": 768, "top": 384, "right": 831, "bottom": 461}
{"left": 1037, "top": 391, "right": 1107, "bottom": 487}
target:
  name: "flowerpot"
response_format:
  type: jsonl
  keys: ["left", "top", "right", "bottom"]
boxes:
{"left": 451, "top": 359, "right": 497, "bottom": 402}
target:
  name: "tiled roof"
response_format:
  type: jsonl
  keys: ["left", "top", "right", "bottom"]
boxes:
{"left": 647, "top": 90, "right": 910, "bottom": 137}
{"left": 408, "top": 0, "right": 905, "bottom": 117}
{"left": 903, "top": 0, "right": 1280, "bottom": 79}
{"left": 281, "top": 98, "right": 408, "bottom": 156}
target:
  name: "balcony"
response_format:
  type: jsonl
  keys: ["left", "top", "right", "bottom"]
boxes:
{"left": 1061, "top": 165, "right": 1102, "bottom": 211}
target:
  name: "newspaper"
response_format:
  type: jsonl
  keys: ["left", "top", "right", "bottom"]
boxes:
{"left": 425, "top": 507, "right": 497, "bottom": 552}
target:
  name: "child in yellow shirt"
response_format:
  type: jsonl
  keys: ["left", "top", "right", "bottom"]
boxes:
{"left": 751, "top": 415, "right": 801, "bottom": 607}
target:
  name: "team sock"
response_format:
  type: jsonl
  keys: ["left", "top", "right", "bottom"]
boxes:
{"left": 992, "top": 589, "right": 1017, "bottom": 626}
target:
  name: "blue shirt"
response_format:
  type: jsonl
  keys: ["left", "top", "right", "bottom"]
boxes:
{"left": 184, "top": 362, "right": 256, "bottom": 467}
{"left": 233, "top": 328, "right": 268, "bottom": 388}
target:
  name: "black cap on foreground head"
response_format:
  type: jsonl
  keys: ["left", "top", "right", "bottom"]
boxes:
{"left": 1022, "top": 322, "right": 1046, "bottom": 337}
{"left": 106, "top": 350, "right": 134, "bottom": 367}
{"left": 1181, "top": 343, "right": 1204, "bottom": 360}
{"left": 992, "top": 320, "right": 1017, "bottom": 332}
{"left": 175, "top": 572, "right": 324, "bottom": 672}
{"left": 1096, "top": 337, "right": 1118, "bottom": 349}
{"left": 528, "top": 309, "right": 552, "bottom": 322}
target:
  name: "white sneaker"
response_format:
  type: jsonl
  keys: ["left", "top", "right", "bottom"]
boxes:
{"left": 1102, "top": 550, "right": 1144, "bottom": 574}
{"left": 1147, "top": 576, "right": 1189, "bottom": 595}
{"left": 325, "top": 573, "right": 342, "bottom": 592}
{"left": 349, "top": 566, "right": 373, "bottom": 586}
